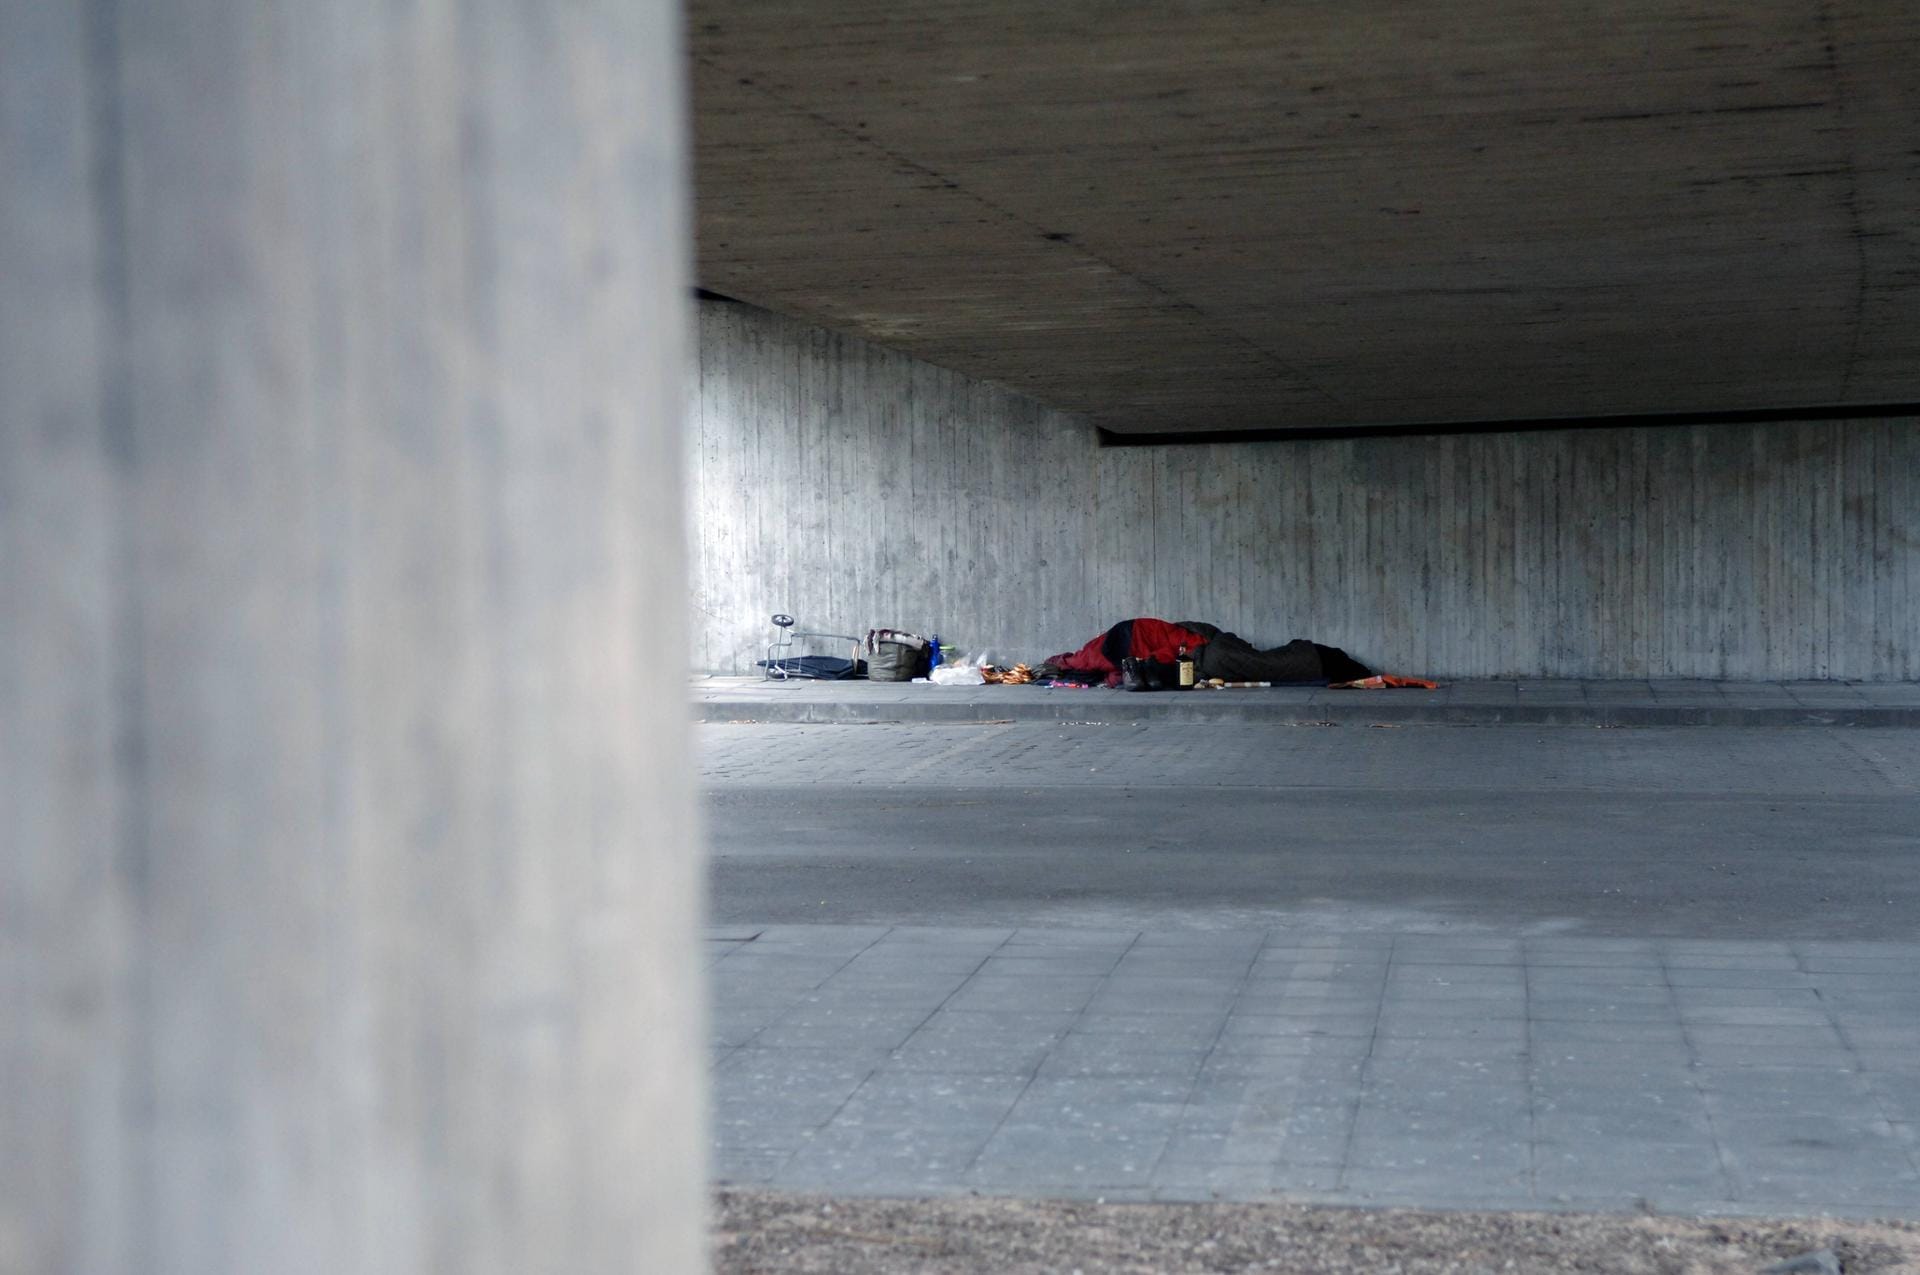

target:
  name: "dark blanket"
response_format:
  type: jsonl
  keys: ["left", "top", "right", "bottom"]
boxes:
{"left": 756, "top": 655, "right": 865, "bottom": 680}
{"left": 1044, "top": 618, "right": 1371, "bottom": 687}
{"left": 1175, "top": 622, "right": 1371, "bottom": 685}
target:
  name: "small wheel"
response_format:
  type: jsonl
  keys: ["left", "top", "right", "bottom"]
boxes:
{"left": 771, "top": 613, "right": 795, "bottom": 628}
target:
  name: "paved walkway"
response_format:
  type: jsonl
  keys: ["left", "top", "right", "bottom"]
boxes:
{"left": 694, "top": 675, "right": 1920, "bottom": 727}
{"left": 711, "top": 924, "right": 1920, "bottom": 1217}
{"left": 706, "top": 716, "right": 1920, "bottom": 1217}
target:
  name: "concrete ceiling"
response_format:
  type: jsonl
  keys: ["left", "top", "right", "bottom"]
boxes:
{"left": 690, "top": 3, "right": 1920, "bottom": 435}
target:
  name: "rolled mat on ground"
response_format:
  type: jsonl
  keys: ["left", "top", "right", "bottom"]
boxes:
{"left": 1044, "top": 618, "right": 1378, "bottom": 687}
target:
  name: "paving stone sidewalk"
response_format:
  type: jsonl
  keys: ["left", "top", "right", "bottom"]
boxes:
{"left": 710, "top": 924, "right": 1920, "bottom": 1218}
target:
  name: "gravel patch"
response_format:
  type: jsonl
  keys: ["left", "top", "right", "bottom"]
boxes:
{"left": 715, "top": 1190, "right": 1920, "bottom": 1274}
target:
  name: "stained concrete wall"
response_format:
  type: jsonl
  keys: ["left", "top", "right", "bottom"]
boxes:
{"left": 3, "top": 3, "right": 702, "bottom": 1273}
{"left": 692, "top": 298, "right": 1919, "bottom": 680}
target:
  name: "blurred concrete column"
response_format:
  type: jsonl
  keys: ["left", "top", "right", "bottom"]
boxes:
{"left": 1, "top": 2, "right": 702, "bottom": 1272}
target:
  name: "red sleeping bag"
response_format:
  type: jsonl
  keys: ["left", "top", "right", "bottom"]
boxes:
{"left": 1049, "top": 618, "right": 1211, "bottom": 680}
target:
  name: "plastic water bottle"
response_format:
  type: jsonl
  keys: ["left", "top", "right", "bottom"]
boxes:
{"left": 928, "top": 636, "right": 942, "bottom": 669}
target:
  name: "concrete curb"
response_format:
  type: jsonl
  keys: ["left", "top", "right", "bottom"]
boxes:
{"left": 693, "top": 696, "right": 1920, "bottom": 728}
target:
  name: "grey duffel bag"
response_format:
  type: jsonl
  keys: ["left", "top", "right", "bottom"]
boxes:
{"left": 866, "top": 629, "right": 929, "bottom": 682}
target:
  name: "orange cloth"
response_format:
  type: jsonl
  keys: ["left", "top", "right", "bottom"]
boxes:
{"left": 1329, "top": 674, "right": 1438, "bottom": 690}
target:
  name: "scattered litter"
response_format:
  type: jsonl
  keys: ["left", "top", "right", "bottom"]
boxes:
{"left": 981, "top": 663, "right": 1035, "bottom": 685}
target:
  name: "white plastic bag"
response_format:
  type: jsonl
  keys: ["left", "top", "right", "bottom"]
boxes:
{"left": 929, "top": 664, "right": 986, "bottom": 686}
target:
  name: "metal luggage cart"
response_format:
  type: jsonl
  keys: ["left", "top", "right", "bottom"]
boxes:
{"left": 764, "top": 613, "right": 863, "bottom": 680}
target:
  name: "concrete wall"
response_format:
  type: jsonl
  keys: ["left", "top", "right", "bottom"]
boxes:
{"left": 3, "top": 3, "right": 702, "bottom": 1273}
{"left": 692, "top": 298, "right": 1919, "bottom": 680}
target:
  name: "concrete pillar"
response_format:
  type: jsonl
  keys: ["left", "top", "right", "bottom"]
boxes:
{"left": 1, "top": 2, "right": 701, "bottom": 1273}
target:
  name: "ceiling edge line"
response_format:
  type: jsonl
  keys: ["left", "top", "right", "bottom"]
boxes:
{"left": 1097, "top": 401, "right": 1920, "bottom": 446}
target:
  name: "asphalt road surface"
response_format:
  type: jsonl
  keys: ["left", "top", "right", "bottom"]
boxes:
{"left": 703, "top": 722, "right": 1920, "bottom": 939}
